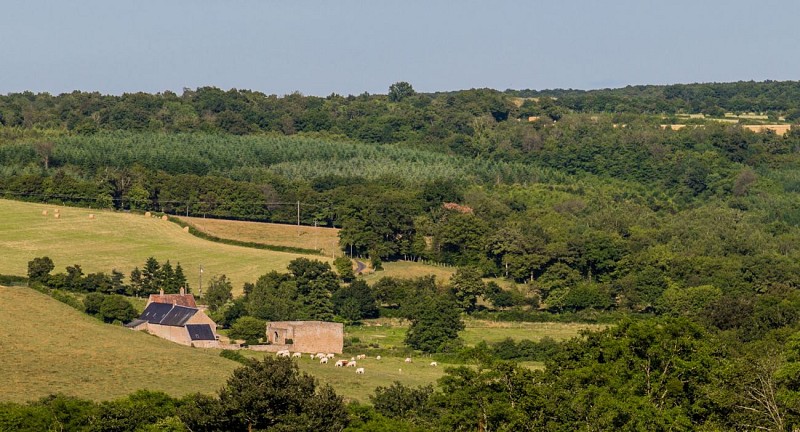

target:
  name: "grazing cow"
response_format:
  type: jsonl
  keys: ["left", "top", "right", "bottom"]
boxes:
{"left": 430, "top": 361, "right": 438, "bottom": 367}
{"left": 315, "top": 353, "right": 326, "bottom": 359}
{"left": 310, "top": 354, "right": 315, "bottom": 360}
{"left": 404, "top": 357, "right": 412, "bottom": 363}
{"left": 292, "top": 352, "right": 302, "bottom": 358}
{"left": 356, "top": 354, "right": 366, "bottom": 360}
{"left": 335, "top": 360, "right": 347, "bottom": 367}
{"left": 376, "top": 355, "right": 382, "bottom": 360}
{"left": 356, "top": 367, "right": 365, "bottom": 374}
{"left": 320, "top": 357, "right": 328, "bottom": 364}
{"left": 326, "top": 353, "right": 335, "bottom": 359}
{"left": 346, "top": 361, "right": 357, "bottom": 368}
{"left": 277, "top": 350, "right": 291, "bottom": 358}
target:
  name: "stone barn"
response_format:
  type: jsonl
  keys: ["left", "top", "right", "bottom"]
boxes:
{"left": 266, "top": 321, "right": 343, "bottom": 354}
{"left": 126, "top": 302, "right": 219, "bottom": 348}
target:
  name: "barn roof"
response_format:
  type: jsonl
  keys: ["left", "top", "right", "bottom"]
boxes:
{"left": 186, "top": 324, "right": 216, "bottom": 341}
{"left": 147, "top": 293, "right": 197, "bottom": 308}
{"left": 139, "top": 302, "right": 174, "bottom": 324}
{"left": 160, "top": 305, "right": 197, "bottom": 326}
{"left": 136, "top": 303, "right": 197, "bottom": 327}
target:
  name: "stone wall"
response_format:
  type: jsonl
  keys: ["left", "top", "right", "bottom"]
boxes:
{"left": 266, "top": 321, "right": 344, "bottom": 354}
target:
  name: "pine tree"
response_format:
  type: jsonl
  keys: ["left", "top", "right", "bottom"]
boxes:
{"left": 174, "top": 262, "right": 188, "bottom": 292}
{"left": 141, "top": 257, "right": 161, "bottom": 295}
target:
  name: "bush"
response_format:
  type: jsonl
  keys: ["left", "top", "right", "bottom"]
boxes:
{"left": 219, "top": 350, "right": 249, "bottom": 364}
{"left": 228, "top": 317, "right": 266, "bottom": 345}
{"left": 98, "top": 295, "right": 137, "bottom": 323}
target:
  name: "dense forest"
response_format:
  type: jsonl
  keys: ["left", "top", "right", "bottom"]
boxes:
{"left": 3, "top": 81, "right": 800, "bottom": 430}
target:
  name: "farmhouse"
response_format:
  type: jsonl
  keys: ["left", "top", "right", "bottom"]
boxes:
{"left": 126, "top": 301, "right": 219, "bottom": 348}
{"left": 266, "top": 321, "right": 343, "bottom": 354}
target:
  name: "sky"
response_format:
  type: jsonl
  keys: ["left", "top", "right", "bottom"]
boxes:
{"left": 1, "top": 1, "right": 798, "bottom": 96}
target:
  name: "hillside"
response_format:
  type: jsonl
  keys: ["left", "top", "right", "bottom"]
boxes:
{"left": 0, "top": 285, "right": 238, "bottom": 402}
{"left": 0, "top": 199, "right": 329, "bottom": 294}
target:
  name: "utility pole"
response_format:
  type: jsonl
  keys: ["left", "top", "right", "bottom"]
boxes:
{"left": 199, "top": 265, "right": 204, "bottom": 299}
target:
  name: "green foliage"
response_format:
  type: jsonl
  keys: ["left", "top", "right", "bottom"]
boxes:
{"left": 332, "top": 279, "right": 379, "bottom": 322}
{"left": 27, "top": 256, "right": 54, "bottom": 284}
{"left": 219, "top": 349, "right": 249, "bottom": 364}
{"left": 334, "top": 256, "right": 356, "bottom": 282}
{"left": 449, "top": 267, "right": 485, "bottom": 313}
{"left": 228, "top": 316, "right": 266, "bottom": 345}
{"left": 217, "top": 356, "right": 348, "bottom": 432}
{"left": 370, "top": 381, "right": 433, "bottom": 422}
{"left": 97, "top": 295, "right": 137, "bottom": 324}
{"left": 203, "top": 274, "right": 233, "bottom": 312}
{"left": 404, "top": 294, "right": 464, "bottom": 353}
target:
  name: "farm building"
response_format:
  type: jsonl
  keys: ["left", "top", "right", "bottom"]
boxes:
{"left": 266, "top": 321, "right": 343, "bottom": 354}
{"left": 126, "top": 302, "right": 219, "bottom": 348}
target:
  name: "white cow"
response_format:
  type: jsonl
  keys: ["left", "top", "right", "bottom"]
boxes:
{"left": 315, "top": 353, "right": 326, "bottom": 359}
{"left": 277, "top": 350, "right": 291, "bottom": 358}
{"left": 326, "top": 353, "right": 335, "bottom": 359}
{"left": 292, "top": 352, "right": 302, "bottom": 358}
{"left": 376, "top": 355, "right": 382, "bottom": 360}
{"left": 320, "top": 357, "right": 329, "bottom": 364}
{"left": 430, "top": 361, "right": 438, "bottom": 367}
{"left": 356, "top": 354, "right": 366, "bottom": 360}
{"left": 404, "top": 357, "right": 412, "bottom": 363}
{"left": 335, "top": 360, "right": 347, "bottom": 367}
{"left": 346, "top": 361, "right": 357, "bottom": 368}
{"left": 356, "top": 367, "right": 365, "bottom": 374}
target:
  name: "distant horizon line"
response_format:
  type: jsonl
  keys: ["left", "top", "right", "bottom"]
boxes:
{"left": 3, "top": 78, "right": 797, "bottom": 98}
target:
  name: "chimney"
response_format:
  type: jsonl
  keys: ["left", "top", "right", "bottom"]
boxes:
{"left": 180, "top": 287, "right": 185, "bottom": 296}
{"left": 159, "top": 288, "right": 164, "bottom": 295}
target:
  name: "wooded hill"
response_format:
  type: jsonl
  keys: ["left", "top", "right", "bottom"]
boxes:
{"left": 0, "top": 81, "right": 798, "bottom": 318}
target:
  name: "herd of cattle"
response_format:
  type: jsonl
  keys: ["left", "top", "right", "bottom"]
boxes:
{"left": 274, "top": 350, "right": 438, "bottom": 375}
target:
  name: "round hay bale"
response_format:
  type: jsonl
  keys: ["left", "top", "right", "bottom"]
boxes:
{"left": 145, "top": 211, "right": 152, "bottom": 218}
{"left": 89, "top": 214, "right": 95, "bottom": 220}
{"left": 182, "top": 226, "right": 189, "bottom": 233}
{"left": 42, "top": 210, "right": 48, "bottom": 216}
{"left": 161, "top": 215, "right": 168, "bottom": 221}
{"left": 54, "top": 213, "right": 60, "bottom": 219}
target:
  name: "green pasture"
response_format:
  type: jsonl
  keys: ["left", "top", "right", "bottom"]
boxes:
{"left": 0, "top": 199, "right": 329, "bottom": 295}
{"left": 0, "top": 285, "right": 238, "bottom": 402}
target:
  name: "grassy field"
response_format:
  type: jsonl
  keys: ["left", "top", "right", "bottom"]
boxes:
{"left": 346, "top": 318, "right": 603, "bottom": 350}
{"left": 177, "top": 216, "right": 341, "bottom": 255}
{"left": 362, "top": 260, "right": 455, "bottom": 284}
{"left": 0, "top": 285, "right": 238, "bottom": 402}
{"left": 2, "top": 285, "right": 594, "bottom": 403}
{"left": 0, "top": 199, "right": 329, "bottom": 295}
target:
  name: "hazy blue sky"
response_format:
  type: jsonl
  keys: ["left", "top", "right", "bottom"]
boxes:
{"left": 2, "top": 1, "right": 798, "bottom": 96}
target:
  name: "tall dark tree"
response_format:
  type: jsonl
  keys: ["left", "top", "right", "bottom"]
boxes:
{"left": 218, "top": 356, "right": 348, "bottom": 432}
{"left": 405, "top": 294, "right": 464, "bottom": 353}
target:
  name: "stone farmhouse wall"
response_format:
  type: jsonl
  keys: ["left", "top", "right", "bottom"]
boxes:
{"left": 266, "top": 321, "right": 344, "bottom": 354}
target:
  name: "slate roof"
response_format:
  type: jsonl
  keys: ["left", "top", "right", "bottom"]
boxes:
{"left": 186, "top": 324, "right": 216, "bottom": 341}
{"left": 124, "top": 319, "right": 147, "bottom": 328}
{"left": 160, "top": 305, "right": 197, "bottom": 326}
{"left": 139, "top": 302, "right": 174, "bottom": 324}
{"left": 136, "top": 303, "right": 197, "bottom": 327}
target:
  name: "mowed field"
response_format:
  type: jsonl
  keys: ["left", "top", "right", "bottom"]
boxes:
{"left": 177, "top": 216, "right": 341, "bottom": 254}
{"left": 0, "top": 285, "right": 238, "bottom": 402}
{"left": 0, "top": 199, "right": 329, "bottom": 294}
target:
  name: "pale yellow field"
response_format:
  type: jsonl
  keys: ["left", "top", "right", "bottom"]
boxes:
{"left": 0, "top": 199, "right": 329, "bottom": 294}
{"left": 178, "top": 216, "right": 341, "bottom": 255}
